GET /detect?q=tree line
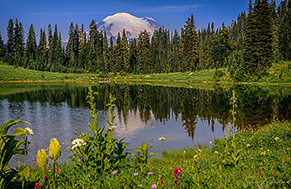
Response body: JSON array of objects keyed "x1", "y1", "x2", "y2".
[{"x1": 0, "y1": 0, "x2": 290, "y2": 80}]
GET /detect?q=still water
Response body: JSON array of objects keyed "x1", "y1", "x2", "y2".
[{"x1": 0, "y1": 83, "x2": 291, "y2": 165}]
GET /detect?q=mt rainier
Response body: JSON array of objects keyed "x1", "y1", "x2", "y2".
[{"x1": 95, "y1": 13, "x2": 161, "y2": 40}]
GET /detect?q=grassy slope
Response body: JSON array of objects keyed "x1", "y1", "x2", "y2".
[{"x1": 1, "y1": 61, "x2": 291, "y2": 85}]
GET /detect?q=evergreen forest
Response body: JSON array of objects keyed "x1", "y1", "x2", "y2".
[{"x1": 0, "y1": 0, "x2": 290, "y2": 81}]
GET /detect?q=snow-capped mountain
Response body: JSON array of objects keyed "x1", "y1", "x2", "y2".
[{"x1": 96, "y1": 13, "x2": 161, "y2": 40}]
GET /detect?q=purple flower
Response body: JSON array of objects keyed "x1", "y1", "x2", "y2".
[
  {"x1": 196, "y1": 145, "x2": 200, "y2": 152},
  {"x1": 147, "y1": 172, "x2": 153, "y2": 175},
  {"x1": 112, "y1": 170, "x2": 117, "y2": 175}
]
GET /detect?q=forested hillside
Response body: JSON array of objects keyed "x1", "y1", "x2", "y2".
[{"x1": 0, "y1": 0, "x2": 290, "y2": 81}]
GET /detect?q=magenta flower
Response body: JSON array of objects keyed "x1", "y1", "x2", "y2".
[
  {"x1": 112, "y1": 170, "x2": 118, "y2": 175},
  {"x1": 258, "y1": 172, "x2": 262, "y2": 177},
  {"x1": 147, "y1": 172, "x2": 153, "y2": 175},
  {"x1": 35, "y1": 183, "x2": 40, "y2": 189},
  {"x1": 173, "y1": 167, "x2": 183, "y2": 185},
  {"x1": 133, "y1": 173, "x2": 139, "y2": 176},
  {"x1": 151, "y1": 184, "x2": 157, "y2": 188},
  {"x1": 56, "y1": 167, "x2": 59, "y2": 173},
  {"x1": 274, "y1": 162, "x2": 277, "y2": 165},
  {"x1": 138, "y1": 184, "x2": 142, "y2": 187}
]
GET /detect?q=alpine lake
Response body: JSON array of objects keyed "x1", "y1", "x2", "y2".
[{"x1": 1, "y1": 82, "x2": 291, "y2": 166}]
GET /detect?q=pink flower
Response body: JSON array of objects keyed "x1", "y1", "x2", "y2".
[
  {"x1": 133, "y1": 173, "x2": 139, "y2": 176},
  {"x1": 147, "y1": 172, "x2": 153, "y2": 175},
  {"x1": 35, "y1": 183, "x2": 40, "y2": 189},
  {"x1": 271, "y1": 173, "x2": 274, "y2": 176},
  {"x1": 44, "y1": 175, "x2": 48, "y2": 185},
  {"x1": 151, "y1": 184, "x2": 157, "y2": 189},
  {"x1": 56, "y1": 167, "x2": 59, "y2": 173},
  {"x1": 258, "y1": 172, "x2": 262, "y2": 177},
  {"x1": 138, "y1": 184, "x2": 142, "y2": 187},
  {"x1": 112, "y1": 170, "x2": 118, "y2": 175}
]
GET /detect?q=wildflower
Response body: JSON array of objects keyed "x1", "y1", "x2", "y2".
[
  {"x1": 271, "y1": 173, "x2": 273, "y2": 176},
  {"x1": 35, "y1": 183, "x2": 40, "y2": 189},
  {"x1": 209, "y1": 141, "x2": 212, "y2": 144},
  {"x1": 159, "y1": 137, "x2": 166, "y2": 141},
  {"x1": 173, "y1": 167, "x2": 183, "y2": 185},
  {"x1": 258, "y1": 172, "x2": 262, "y2": 177},
  {"x1": 214, "y1": 151, "x2": 219, "y2": 156},
  {"x1": 56, "y1": 167, "x2": 59, "y2": 173},
  {"x1": 160, "y1": 179, "x2": 164, "y2": 186},
  {"x1": 287, "y1": 157, "x2": 290, "y2": 160},
  {"x1": 147, "y1": 172, "x2": 153, "y2": 175},
  {"x1": 133, "y1": 173, "x2": 138, "y2": 176},
  {"x1": 275, "y1": 137, "x2": 279, "y2": 141},
  {"x1": 49, "y1": 138, "x2": 61, "y2": 162},
  {"x1": 196, "y1": 160, "x2": 198, "y2": 164},
  {"x1": 112, "y1": 170, "x2": 118, "y2": 175},
  {"x1": 247, "y1": 144, "x2": 250, "y2": 147},
  {"x1": 151, "y1": 184, "x2": 157, "y2": 188},
  {"x1": 193, "y1": 154, "x2": 199, "y2": 161},
  {"x1": 266, "y1": 129, "x2": 268, "y2": 133},
  {"x1": 138, "y1": 184, "x2": 142, "y2": 187},
  {"x1": 44, "y1": 175, "x2": 48, "y2": 187},
  {"x1": 37, "y1": 149, "x2": 48, "y2": 171},
  {"x1": 25, "y1": 127, "x2": 34, "y2": 135},
  {"x1": 72, "y1": 138, "x2": 86, "y2": 150},
  {"x1": 274, "y1": 162, "x2": 277, "y2": 165}
]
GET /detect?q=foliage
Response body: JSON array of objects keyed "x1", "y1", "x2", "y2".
[
  {"x1": 69, "y1": 86, "x2": 128, "y2": 173},
  {"x1": 0, "y1": 120, "x2": 30, "y2": 188},
  {"x1": 129, "y1": 141, "x2": 159, "y2": 169}
]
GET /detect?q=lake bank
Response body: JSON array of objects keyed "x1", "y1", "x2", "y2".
[{"x1": 1, "y1": 61, "x2": 291, "y2": 87}]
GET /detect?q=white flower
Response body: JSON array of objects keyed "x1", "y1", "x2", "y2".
[
  {"x1": 71, "y1": 138, "x2": 86, "y2": 150},
  {"x1": 275, "y1": 137, "x2": 279, "y2": 141},
  {"x1": 247, "y1": 144, "x2": 250, "y2": 147},
  {"x1": 25, "y1": 127, "x2": 34, "y2": 135},
  {"x1": 159, "y1": 137, "x2": 166, "y2": 141},
  {"x1": 214, "y1": 151, "x2": 219, "y2": 155},
  {"x1": 209, "y1": 141, "x2": 212, "y2": 144}
]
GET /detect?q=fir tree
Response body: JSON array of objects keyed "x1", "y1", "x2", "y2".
[
  {"x1": 7, "y1": 19, "x2": 14, "y2": 55},
  {"x1": 115, "y1": 32, "x2": 122, "y2": 72},
  {"x1": 121, "y1": 29, "x2": 130, "y2": 72},
  {"x1": 14, "y1": 19, "x2": 25, "y2": 56},
  {"x1": 25, "y1": 24, "x2": 37, "y2": 60},
  {"x1": 0, "y1": 32, "x2": 5, "y2": 60},
  {"x1": 66, "y1": 22, "x2": 75, "y2": 67},
  {"x1": 129, "y1": 38, "x2": 137, "y2": 73},
  {"x1": 137, "y1": 30, "x2": 150, "y2": 73},
  {"x1": 278, "y1": 0, "x2": 291, "y2": 60},
  {"x1": 108, "y1": 36, "x2": 115, "y2": 71},
  {"x1": 103, "y1": 31, "x2": 109, "y2": 72},
  {"x1": 180, "y1": 14, "x2": 198, "y2": 71}
]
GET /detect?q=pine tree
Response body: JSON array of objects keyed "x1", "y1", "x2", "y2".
[
  {"x1": 14, "y1": 19, "x2": 25, "y2": 56},
  {"x1": 0, "y1": 32, "x2": 5, "y2": 60},
  {"x1": 129, "y1": 38, "x2": 137, "y2": 73},
  {"x1": 108, "y1": 36, "x2": 115, "y2": 71},
  {"x1": 115, "y1": 32, "x2": 122, "y2": 72},
  {"x1": 180, "y1": 14, "x2": 198, "y2": 71},
  {"x1": 78, "y1": 23, "x2": 88, "y2": 70},
  {"x1": 243, "y1": 0, "x2": 258, "y2": 75},
  {"x1": 25, "y1": 24, "x2": 37, "y2": 60},
  {"x1": 66, "y1": 22, "x2": 75, "y2": 68},
  {"x1": 48, "y1": 24, "x2": 53, "y2": 67},
  {"x1": 121, "y1": 29, "x2": 130, "y2": 72},
  {"x1": 103, "y1": 31, "x2": 110, "y2": 72},
  {"x1": 278, "y1": 0, "x2": 291, "y2": 60},
  {"x1": 137, "y1": 30, "x2": 150, "y2": 73},
  {"x1": 270, "y1": 0, "x2": 279, "y2": 60},
  {"x1": 37, "y1": 28, "x2": 48, "y2": 70},
  {"x1": 7, "y1": 19, "x2": 14, "y2": 56},
  {"x1": 211, "y1": 23, "x2": 232, "y2": 68},
  {"x1": 88, "y1": 20, "x2": 98, "y2": 72}
]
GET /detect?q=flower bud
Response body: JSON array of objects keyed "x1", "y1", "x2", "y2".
[
  {"x1": 37, "y1": 149, "x2": 48, "y2": 171},
  {"x1": 49, "y1": 138, "x2": 61, "y2": 162}
]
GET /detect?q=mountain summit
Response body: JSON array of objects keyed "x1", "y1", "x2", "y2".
[{"x1": 96, "y1": 13, "x2": 161, "y2": 40}]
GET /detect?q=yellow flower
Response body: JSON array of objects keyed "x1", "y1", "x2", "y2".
[
  {"x1": 193, "y1": 154, "x2": 199, "y2": 161},
  {"x1": 49, "y1": 138, "x2": 61, "y2": 162},
  {"x1": 37, "y1": 149, "x2": 48, "y2": 171}
]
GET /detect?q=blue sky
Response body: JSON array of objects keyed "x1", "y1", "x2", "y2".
[{"x1": 0, "y1": 0, "x2": 284, "y2": 42}]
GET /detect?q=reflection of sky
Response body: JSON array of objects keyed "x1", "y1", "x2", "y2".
[{"x1": 0, "y1": 97, "x2": 226, "y2": 166}]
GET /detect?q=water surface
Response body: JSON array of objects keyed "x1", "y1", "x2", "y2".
[{"x1": 1, "y1": 83, "x2": 290, "y2": 165}]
